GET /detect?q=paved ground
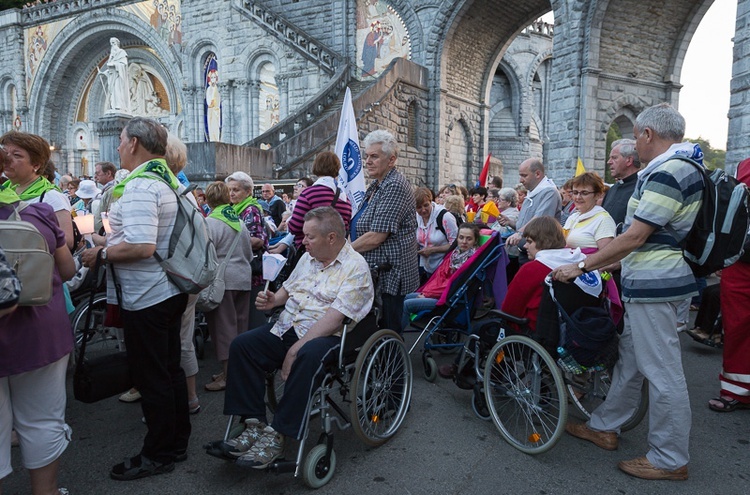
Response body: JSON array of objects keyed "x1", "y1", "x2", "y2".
[{"x1": 4, "y1": 314, "x2": 749, "y2": 495}]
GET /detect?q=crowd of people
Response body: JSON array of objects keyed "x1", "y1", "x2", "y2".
[{"x1": 1, "y1": 103, "x2": 749, "y2": 493}]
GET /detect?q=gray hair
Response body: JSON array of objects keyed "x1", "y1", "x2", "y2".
[
  {"x1": 635, "y1": 103, "x2": 685, "y2": 142},
  {"x1": 611, "y1": 138, "x2": 641, "y2": 168},
  {"x1": 165, "y1": 132, "x2": 187, "y2": 173},
  {"x1": 363, "y1": 129, "x2": 399, "y2": 159},
  {"x1": 124, "y1": 117, "x2": 167, "y2": 156},
  {"x1": 303, "y1": 206, "x2": 346, "y2": 239},
  {"x1": 225, "y1": 171, "x2": 254, "y2": 191},
  {"x1": 497, "y1": 187, "x2": 518, "y2": 207}
]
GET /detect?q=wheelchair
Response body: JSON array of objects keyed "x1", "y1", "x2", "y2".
[
  {"x1": 449, "y1": 276, "x2": 648, "y2": 455},
  {"x1": 209, "y1": 311, "x2": 413, "y2": 488}
]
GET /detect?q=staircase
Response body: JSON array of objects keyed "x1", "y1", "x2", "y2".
[{"x1": 265, "y1": 57, "x2": 429, "y2": 177}]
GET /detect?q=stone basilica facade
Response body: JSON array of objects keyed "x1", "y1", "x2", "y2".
[{"x1": 1, "y1": 0, "x2": 748, "y2": 188}]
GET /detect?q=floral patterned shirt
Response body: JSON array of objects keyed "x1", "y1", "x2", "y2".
[{"x1": 271, "y1": 242, "x2": 373, "y2": 339}]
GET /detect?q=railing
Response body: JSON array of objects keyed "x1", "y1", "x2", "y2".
[
  {"x1": 523, "y1": 19, "x2": 554, "y2": 37},
  {"x1": 237, "y1": 0, "x2": 341, "y2": 75},
  {"x1": 21, "y1": 0, "x2": 134, "y2": 24},
  {"x1": 246, "y1": 63, "x2": 351, "y2": 149}
]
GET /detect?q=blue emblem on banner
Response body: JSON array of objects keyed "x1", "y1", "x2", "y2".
[{"x1": 342, "y1": 139, "x2": 362, "y2": 181}]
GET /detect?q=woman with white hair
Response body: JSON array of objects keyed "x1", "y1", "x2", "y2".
[{"x1": 225, "y1": 171, "x2": 268, "y2": 331}]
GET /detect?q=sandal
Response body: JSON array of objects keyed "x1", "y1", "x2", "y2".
[{"x1": 708, "y1": 396, "x2": 750, "y2": 412}]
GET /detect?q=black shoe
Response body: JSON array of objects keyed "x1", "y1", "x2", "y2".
[{"x1": 110, "y1": 455, "x2": 175, "y2": 481}]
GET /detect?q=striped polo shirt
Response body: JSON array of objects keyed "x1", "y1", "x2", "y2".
[{"x1": 620, "y1": 158, "x2": 703, "y2": 303}]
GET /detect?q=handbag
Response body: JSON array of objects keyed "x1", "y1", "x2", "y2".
[
  {"x1": 196, "y1": 227, "x2": 242, "y2": 312},
  {"x1": 73, "y1": 253, "x2": 132, "y2": 403}
]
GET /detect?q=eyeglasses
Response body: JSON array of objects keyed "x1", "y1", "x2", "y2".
[{"x1": 571, "y1": 190, "x2": 595, "y2": 197}]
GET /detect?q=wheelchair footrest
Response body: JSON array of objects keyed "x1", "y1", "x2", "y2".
[{"x1": 270, "y1": 459, "x2": 296, "y2": 474}]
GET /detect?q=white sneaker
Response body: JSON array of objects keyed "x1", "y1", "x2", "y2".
[{"x1": 119, "y1": 389, "x2": 142, "y2": 403}]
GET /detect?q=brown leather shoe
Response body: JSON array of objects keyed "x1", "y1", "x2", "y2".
[
  {"x1": 565, "y1": 421, "x2": 618, "y2": 450},
  {"x1": 618, "y1": 456, "x2": 688, "y2": 481},
  {"x1": 438, "y1": 364, "x2": 457, "y2": 379}
]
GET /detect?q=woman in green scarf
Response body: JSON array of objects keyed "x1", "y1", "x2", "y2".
[
  {"x1": 203, "y1": 182, "x2": 254, "y2": 392},
  {"x1": 224, "y1": 171, "x2": 268, "y2": 328},
  {"x1": 0, "y1": 132, "x2": 74, "y2": 250}
]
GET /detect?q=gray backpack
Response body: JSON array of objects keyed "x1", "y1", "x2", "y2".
[
  {"x1": 0, "y1": 202, "x2": 55, "y2": 305},
  {"x1": 150, "y1": 178, "x2": 219, "y2": 294}
]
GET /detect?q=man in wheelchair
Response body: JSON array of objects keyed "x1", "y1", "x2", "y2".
[{"x1": 210, "y1": 207, "x2": 373, "y2": 469}]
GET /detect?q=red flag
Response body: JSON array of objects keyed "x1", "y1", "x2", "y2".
[{"x1": 478, "y1": 154, "x2": 492, "y2": 188}]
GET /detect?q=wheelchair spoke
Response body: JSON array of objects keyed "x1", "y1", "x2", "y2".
[{"x1": 484, "y1": 336, "x2": 567, "y2": 454}]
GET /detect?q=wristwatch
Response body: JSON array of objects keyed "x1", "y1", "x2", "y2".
[
  {"x1": 578, "y1": 260, "x2": 588, "y2": 273},
  {"x1": 101, "y1": 248, "x2": 109, "y2": 262}
]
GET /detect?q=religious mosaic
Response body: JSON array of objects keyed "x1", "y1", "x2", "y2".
[
  {"x1": 123, "y1": 0, "x2": 184, "y2": 51},
  {"x1": 355, "y1": 0, "x2": 411, "y2": 78},
  {"x1": 203, "y1": 53, "x2": 222, "y2": 142},
  {"x1": 258, "y1": 63, "x2": 280, "y2": 135},
  {"x1": 24, "y1": 19, "x2": 71, "y2": 92}
]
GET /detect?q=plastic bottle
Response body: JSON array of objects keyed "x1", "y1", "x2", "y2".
[{"x1": 557, "y1": 347, "x2": 584, "y2": 375}]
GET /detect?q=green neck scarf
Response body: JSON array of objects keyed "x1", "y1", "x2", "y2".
[
  {"x1": 209, "y1": 204, "x2": 242, "y2": 232},
  {"x1": 112, "y1": 159, "x2": 178, "y2": 199},
  {"x1": 0, "y1": 181, "x2": 21, "y2": 205},
  {"x1": 232, "y1": 195, "x2": 261, "y2": 217},
  {"x1": 13, "y1": 176, "x2": 58, "y2": 201}
]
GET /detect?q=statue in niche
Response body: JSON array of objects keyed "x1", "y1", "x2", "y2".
[
  {"x1": 99, "y1": 38, "x2": 131, "y2": 114},
  {"x1": 205, "y1": 68, "x2": 221, "y2": 141},
  {"x1": 129, "y1": 63, "x2": 167, "y2": 116}
]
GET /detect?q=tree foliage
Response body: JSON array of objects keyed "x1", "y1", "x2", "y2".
[
  {"x1": 0, "y1": 1, "x2": 26, "y2": 11},
  {"x1": 687, "y1": 136, "x2": 726, "y2": 170}
]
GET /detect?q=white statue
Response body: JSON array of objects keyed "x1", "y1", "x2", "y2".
[
  {"x1": 129, "y1": 63, "x2": 166, "y2": 116},
  {"x1": 99, "y1": 38, "x2": 131, "y2": 114}
]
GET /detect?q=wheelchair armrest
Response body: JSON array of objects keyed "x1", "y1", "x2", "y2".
[{"x1": 485, "y1": 309, "x2": 529, "y2": 326}]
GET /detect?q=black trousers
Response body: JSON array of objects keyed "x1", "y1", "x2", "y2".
[
  {"x1": 224, "y1": 323, "x2": 341, "y2": 440},
  {"x1": 122, "y1": 293, "x2": 190, "y2": 464}
]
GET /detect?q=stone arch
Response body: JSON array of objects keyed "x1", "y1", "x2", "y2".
[
  {"x1": 444, "y1": 113, "x2": 476, "y2": 185},
  {"x1": 28, "y1": 9, "x2": 183, "y2": 144},
  {"x1": 666, "y1": 0, "x2": 714, "y2": 84},
  {"x1": 188, "y1": 38, "x2": 220, "y2": 88},
  {"x1": 488, "y1": 60, "x2": 523, "y2": 136},
  {"x1": 599, "y1": 94, "x2": 649, "y2": 136}
]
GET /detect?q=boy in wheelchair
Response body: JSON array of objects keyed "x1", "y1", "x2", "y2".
[{"x1": 207, "y1": 207, "x2": 373, "y2": 469}]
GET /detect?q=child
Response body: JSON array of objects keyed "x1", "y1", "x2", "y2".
[{"x1": 401, "y1": 223, "x2": 481, "y2": 330}]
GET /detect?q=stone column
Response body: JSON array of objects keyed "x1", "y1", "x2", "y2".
[
  {"x1": 727, "y1": 0, "x2": 750, "y2": 172},
  {"x1": 545, "y1": 0, "x2": 590, "y2": 183},
  {"x1": 235, "y1": 79, "x2": 250, "y2": 143},
  {"x1": 250, "y1": 80, "x2": 260, "y2": 138},
  {"x1": 94, "y1": 114, "x2": 131, "y2": 165},
  {"x1": 219, "y1": 81, "x2": 231, "y2": 143},
  {"x1": 276, "y1": 76, "x2": 289, "y2": 120}
]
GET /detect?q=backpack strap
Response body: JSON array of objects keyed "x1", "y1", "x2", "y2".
[
  {"x1": 639, "y1": 155, "x2": 707, "y2": 246},
  {"x1": 435, "y1": 209, "x2": 448, "y2": 239},
  {"x1": 331, "y1": 187, "x2": 340, "y2": 207}
]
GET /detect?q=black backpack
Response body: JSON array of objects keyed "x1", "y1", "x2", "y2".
[
  {"x1": 435, "y1": 208, "x2": 463, "y2": 240},
  {"x1": 660, "y1": 157, "x2": 750, "y2": 277}
]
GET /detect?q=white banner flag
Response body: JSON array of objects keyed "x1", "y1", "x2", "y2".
[{"x1": 335, "y1": 87, "x2": 366, "y2": 215}]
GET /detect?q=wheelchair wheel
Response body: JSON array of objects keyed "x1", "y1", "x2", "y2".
[
  {"x1": 484, "y1": 335, "x2": 567, "y2": 455},
  {"x1": 265, "y1": 371, "x2": 285, "y2": 414},
  {"x1": 566, "y1": 370, "x2": 649, "y2": 432},
  {"x1": 422, "y1": 354, "x2": 437, "y2": 382},
  {"x1": 71, "y1": 293, "x2": 120, "y2": 364},
  {"x1": 302, "y1": 444, "x2": 337, "y2": 489},
  {"x1": 350, "y1": 329, "x2": 412, "y2": 447}
]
